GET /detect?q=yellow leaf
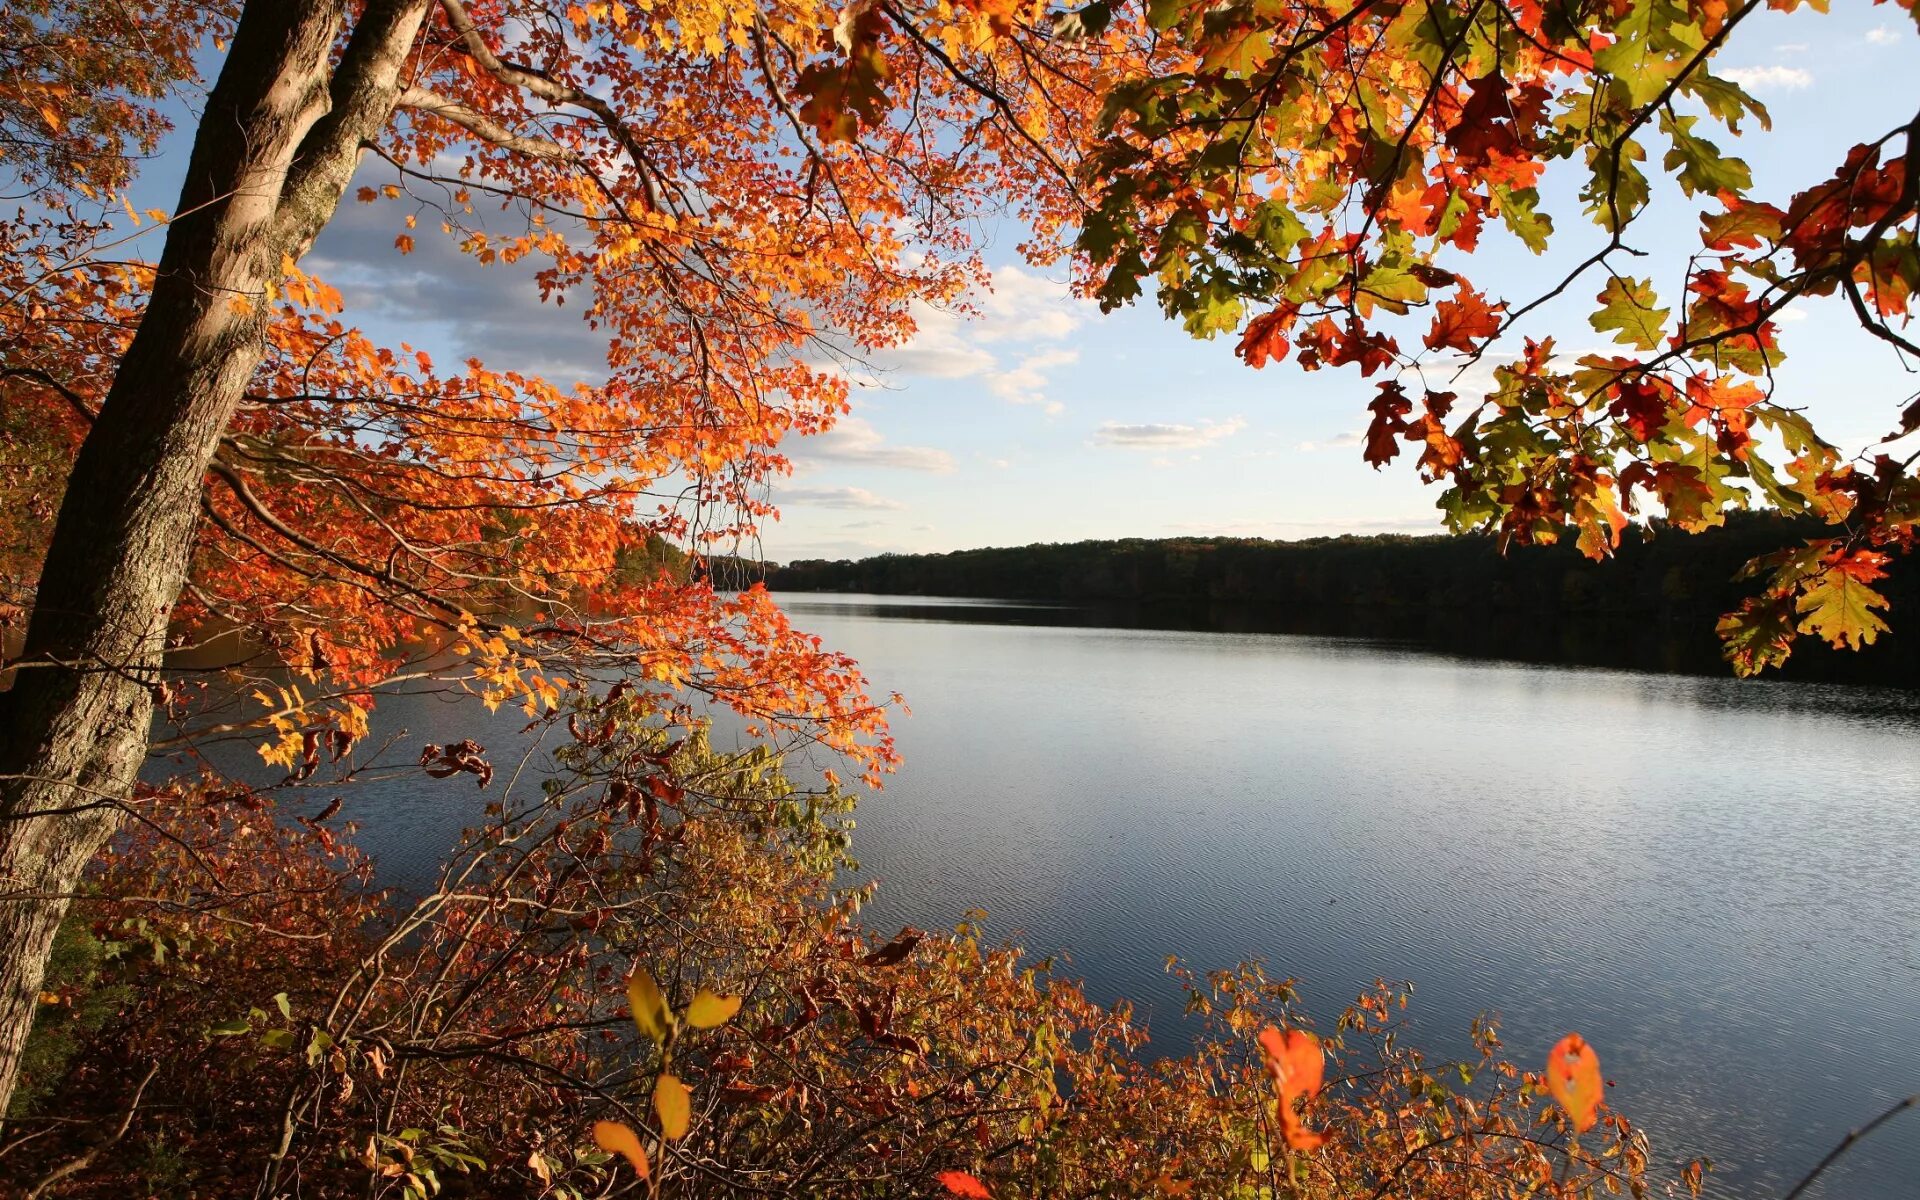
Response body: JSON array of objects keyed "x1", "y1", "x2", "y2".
[
  {"x1": 684, "y1": 988, "x2": 742, "y2": 1029},
  {"x1": 654, "y1": 1072, "x2": 691, "y2": 1140},
  {"x1": 626, "y1": 968, "x2": 673, "y2": 1042},
  {"x1": 592, "y1": 1120, "x2": 650, "y2": 1178}
]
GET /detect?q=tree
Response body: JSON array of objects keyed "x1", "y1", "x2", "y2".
[
  {"x1": 1073, "y1": 0, "x2": 1919, "y2": 676},
  {"x1": 0, "y1": 0, "x2": 1142, "y2": 1113}
]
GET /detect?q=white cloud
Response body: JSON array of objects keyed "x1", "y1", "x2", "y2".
[
  {"x1": 776, "y1": 485, "x2": 905, "y2": 510},
  {"x1": 987, "y1": 346, "x2": 1080, "y2": 414},
  {"x1": 871, "y1": 265, "x2": 1090, "y2": 413},
  {"x1": 974, "y1": 265, "x2": 1086, "y2": 343},
  {"x1": 1720, "y1": 65, "x2": 1813, "y2": 91},
  {"x1": 1092, "y1": 417, "x2": 1247, "y2": 450},
  {"x1": 795, "y1": 416, "x2": 955, "y2": 473},
  {"x1": 1774, "y1": 41, "x2": 1809, "y2": 53},
  {"x1": 1867, "y1": 25, "x2": 1899, "y2": 44},
  {"x1": 1297, "y1": 431, "x2": 1365, "y2": 453}
]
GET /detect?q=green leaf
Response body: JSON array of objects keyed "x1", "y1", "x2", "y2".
[
  {"x1": 1590, "y1": 276, "x2": 1669, "y2": 350},
  {"x1": 1493, "y1": 185, "x2": 1552, "y2": 253},
  {"x1": 209, "y1": 1018, "x2": 252, "y2": 1037},
  {"x1": 1684, "y1": 72, "x2": 1771, "y2": 133},
  {"x1": 1661, "y1": 113, "x2": 1752, "y2": 197}
]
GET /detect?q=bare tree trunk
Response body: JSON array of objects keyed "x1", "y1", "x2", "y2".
[{"x1": 0, "y1": 0, "x2": 428, "y2": 1116}]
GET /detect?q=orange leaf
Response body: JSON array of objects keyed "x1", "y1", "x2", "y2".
[
  {"x1": 938, "y1": 1170, "x2": 993, "y2": 1198},
  {"x1": 1423, "y1": 289, "x2": 1504, "y2": 353},
  {"x1": 592, "y1": 1120, "x2": 650, "y2": 1179},
  {"x1": 1546, "y1": 1033, "x2": 1602, "y2": 1132},
  {"x1": 1257, "y1": 1026, "x2": 1327, "y2": 1150}
]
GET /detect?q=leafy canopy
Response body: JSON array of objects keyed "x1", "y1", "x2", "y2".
[{"x1": 1073, "y1": 0, "x2": 1920, "y2": 674}]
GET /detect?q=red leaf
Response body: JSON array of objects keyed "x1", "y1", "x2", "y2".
[
  {"x1": 1257, "y1": 1026, "x2": 1327, "y2": 1150},
  {"x1": 1364, "y1": 381, "x2": 1413, "y2": 468},
  {"x1": 1236, "y1": 308, "x2": 1295, "y2": 369},
  {"x1": 938, "y1": 1170, "x2": 993, "y2": 1198}
]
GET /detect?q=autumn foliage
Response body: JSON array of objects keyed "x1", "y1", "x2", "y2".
[
  {"x1": 1073, "y1": 0, "x2": 1920, "y2": 674},
  {"x1": 3, "y1": 0, "x2": 1916, "y2": 1193}
]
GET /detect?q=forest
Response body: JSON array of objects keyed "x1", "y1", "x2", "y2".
[
  {"x1": 3, "y1": 0, "x2": 1917, "y2": 1195},
  {"x1": 769, "y1": 514, "x2": 1920, "y2": 684}
]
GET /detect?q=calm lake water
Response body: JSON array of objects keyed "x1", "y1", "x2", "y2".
[{"x1": 170, "y1": 594, "x2": 1920, "y2": 1199}]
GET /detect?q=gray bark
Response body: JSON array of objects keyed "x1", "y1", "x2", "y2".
[{"x1": 0, "y1": 0, "x2": 429, "y2": 1118}]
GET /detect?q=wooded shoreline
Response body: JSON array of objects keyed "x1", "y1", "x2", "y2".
[{"x1": 765, "y1": 514, "x2": 1920, "y2": 687}]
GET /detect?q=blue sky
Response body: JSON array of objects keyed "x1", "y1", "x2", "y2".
[{"x1": 117, "y1": 4, "x2": 1920, "y2": 563}]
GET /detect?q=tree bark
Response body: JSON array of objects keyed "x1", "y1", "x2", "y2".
[{"x1": 0, "y1": 0, "x2": 428, "y2": 1117}]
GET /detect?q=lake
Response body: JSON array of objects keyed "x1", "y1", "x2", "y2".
[{"x1": 171, "y1": 593, "x2": 1920, "y2": 1199}]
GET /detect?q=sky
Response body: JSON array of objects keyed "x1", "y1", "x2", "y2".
[{"x1": 116, "y1": 4, "x2": 1920, "y2": 564}]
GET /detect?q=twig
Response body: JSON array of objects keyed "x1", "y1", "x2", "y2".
[{"x1": 1780, "y1": 1092, "x2": 1919, "y2": 1200}]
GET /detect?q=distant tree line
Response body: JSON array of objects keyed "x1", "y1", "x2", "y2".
[{"x1": 767, "y1": 514, "x2": 1920, "y2": 686}]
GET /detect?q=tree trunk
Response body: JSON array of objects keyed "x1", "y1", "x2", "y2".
[{"x1": 0, "y1": 0, "x2": 428, "y2": 1117}]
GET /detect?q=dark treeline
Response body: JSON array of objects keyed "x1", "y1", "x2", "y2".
[{"x1": 766, "y1": 513, "x2": 1920, "y2": 686}]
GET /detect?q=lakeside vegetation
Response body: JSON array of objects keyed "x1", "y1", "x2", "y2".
[{"x1": 769, "y1": 514, "x2": 1920, "y2": 685}]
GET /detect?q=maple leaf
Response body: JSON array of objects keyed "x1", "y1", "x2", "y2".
[
  {"x1": 1424, "y1": 290, "x2": 1503, "y2": 353},
  {"x1": 798, "y1": 6, "x2": 892, "y2": 144}
]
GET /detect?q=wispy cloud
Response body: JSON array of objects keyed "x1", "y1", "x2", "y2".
[
  {"x1": 1867, "y1": 25, "x2": 1899, "y2": 44},
  {"x1": 1297, "y1": 431, "x2": 1365, "y2": 453},
  {"x1": 1092, "y1": 417, "x2": 1247, "y2": 450},
  {"x1": 987, "y1": 347, "x2": 1080, "y2": 414},
  {"x1": 795, "y1": 416, "x2": 955, "y2": 473},
  {"x1": 1720, "y1": 64, "x2": 1813, "y2": 91},
  {"x1": 872, "y1": 265, "x2": 1090, "y2": 414},
  {"x1": 777, "y1": 485, "x2": 905, "y2": 511}
]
